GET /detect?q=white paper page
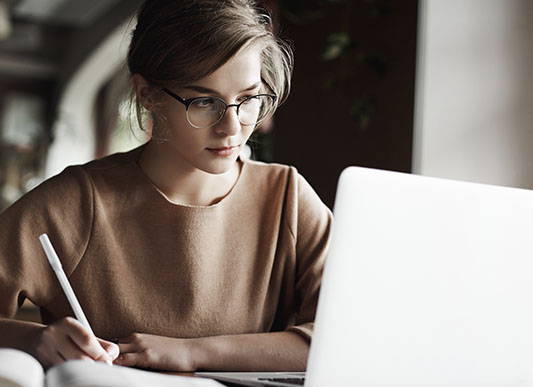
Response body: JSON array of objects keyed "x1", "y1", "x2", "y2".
[
  {"x1": 45, "y1": 360, "x2": 222, "y2": 387},
  {"x1": 0, "y1": 348, "x2": 44, "y2": 387}
]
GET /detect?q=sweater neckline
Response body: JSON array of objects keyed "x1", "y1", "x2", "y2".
[{"x1": 129, "y1": 144, "x2": 248, "y2": 209}]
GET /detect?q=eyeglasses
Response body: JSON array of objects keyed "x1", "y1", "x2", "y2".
[{"x1": 162, "y1": 88, "x2": 277, "y2": 129}]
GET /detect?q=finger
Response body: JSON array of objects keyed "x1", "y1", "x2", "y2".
[
  {"x1": 117, "y1": 342, "x2": 138, "y2": 354},
  {"x1": 98, "y1": 339, "x2": 120, "y2": 361},
  {"x1": 113, "y1": 352, "x2": 142, "y2": 367},
  {"x1": 94, "y1": 353, "x2": 113, "y2": 365},
  {"x1": 57, "y1": 334, "x2": 94, "y2": 362},
  {"x1": 117, "y1": 334, "x2": 137, "y2": 344},
  {"x1": 61, "y1": 318, "x2": 111, "y2": 363}
]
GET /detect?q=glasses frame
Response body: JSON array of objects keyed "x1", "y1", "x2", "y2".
[{"x1": 161, "y1": 87, "x2": 277, "y2": 128}]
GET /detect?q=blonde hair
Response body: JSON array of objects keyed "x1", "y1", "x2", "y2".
[{"x1": 127, "y1": 0, "x2": 293, "y2": 131}]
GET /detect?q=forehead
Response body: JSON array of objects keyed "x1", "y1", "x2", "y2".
[{"x1": 189, "y1": 44, "x2": 263, "y2": 95}]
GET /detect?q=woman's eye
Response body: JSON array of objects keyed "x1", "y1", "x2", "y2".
[
  {"x1": 240, "y1": 95, "x2": 257, "y2": 104},
  {"x1": 195, "y1": 98, "x2": 215, "y2": 108}
]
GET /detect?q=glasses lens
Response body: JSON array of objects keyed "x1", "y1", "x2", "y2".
[
  {"x1": 187, "y1": 97, "x2": 226, "y2": 128},
  {"x1": 186, "y1": 95, "x2": 276, "y2": 128},
  {"x1": 239, "y1": 95, "x2": 275, "y2": 126}
]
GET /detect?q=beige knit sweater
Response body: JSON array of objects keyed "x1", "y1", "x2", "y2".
[{"x1": 0, "y1": 146, "x2": 332, "y2": 342}]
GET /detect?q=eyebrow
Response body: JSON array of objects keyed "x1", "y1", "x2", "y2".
[{"x1": 183, "y1": 82, "x2": 262, "y2": 95}]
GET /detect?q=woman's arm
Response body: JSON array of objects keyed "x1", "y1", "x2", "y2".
[
  {"x1": 114, "y1": 331, "x2": 309, "y2": 371},
  {"x1": 0, "y1": 318, "x2": 44, "y2": 354}
]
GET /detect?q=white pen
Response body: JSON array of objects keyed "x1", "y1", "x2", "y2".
[{"x1": 38, "y1": 233, "x2": 95, "y2": 336}]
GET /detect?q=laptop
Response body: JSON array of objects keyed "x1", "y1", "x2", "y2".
[{"x1": 198, "y1": 167, "x2": 533, "y2": 386}]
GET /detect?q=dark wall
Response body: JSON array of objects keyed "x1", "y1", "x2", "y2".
[{"x1": 272, "y1": 1, "x2": 419, "y2": 208}]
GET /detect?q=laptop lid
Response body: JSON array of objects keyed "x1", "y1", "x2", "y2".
[{"x1": 306, "y1": 167, "x2": 533, "y2": 387}]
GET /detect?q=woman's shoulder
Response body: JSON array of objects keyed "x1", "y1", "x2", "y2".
[
  {"x1": 7, "y1": 146, "x2": 144, "y2": 212},
  {"x1": 80, "y1": 145, "x2": 143, "y2": 174},
  {"x1": 52, "y1": 145, "x2": 144, "y2": 192},
  {"x1": 242, "y1": 157, "x2": 292, "y2": 172},
  {"x1": 240, "y1": 158, "x2": 327, "y2": 208},
  {"x1": 241, "y1": 158, "x2": 296, "y2": 184},
  {"x1": 242, "y1": 158, "x2": 321, "y2": 193}
]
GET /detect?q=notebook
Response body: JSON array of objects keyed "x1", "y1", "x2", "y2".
[
  {"x1": 198, "y1": 166, "x2": 533, "y2": 387},
  {"x1": 0, "y1": 347, "x2": 221, "y2": 387}
]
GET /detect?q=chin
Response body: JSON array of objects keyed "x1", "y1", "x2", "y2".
[{"x1": 199, "y1": 160, "x2": 238, "y2": 175}]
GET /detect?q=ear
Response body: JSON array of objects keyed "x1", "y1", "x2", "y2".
[{"x1": 132, "y1": 73, "x2": 156, "y2": 111}]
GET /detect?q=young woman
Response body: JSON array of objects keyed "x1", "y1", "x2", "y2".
[{"x1": 0, "y1": 0, "x2": 332, "y2": 372}]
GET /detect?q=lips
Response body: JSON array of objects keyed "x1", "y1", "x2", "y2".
[
  {"x1": 207, "y1": 145, "x2": 239, "y2": 151},
  {"x1": 207, "y1": 146, "x2": 237, "y2": 151},
  {"x1": 206, "y1": 145, "x2": 240, "y2": 157}
]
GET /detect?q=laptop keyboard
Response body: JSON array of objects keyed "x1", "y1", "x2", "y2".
[{"x1": 258, "y1": 377, "x2": 305, "y2": 385}]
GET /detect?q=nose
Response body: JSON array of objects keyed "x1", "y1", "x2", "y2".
[{"x1": 214, "y1": 105, "x2": 241, "y2": 136}]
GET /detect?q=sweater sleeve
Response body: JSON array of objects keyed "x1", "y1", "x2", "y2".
[
  {"x1": 286, "y1": 171, "x2": 333, "y2": 342},
  {"x1": 0, "y1": 166, "x2": 94, "y2": 318}
]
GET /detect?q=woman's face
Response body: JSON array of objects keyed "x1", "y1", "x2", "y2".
[{"x1": 155, "y1": 44, "x2": 263, "y2": 175}]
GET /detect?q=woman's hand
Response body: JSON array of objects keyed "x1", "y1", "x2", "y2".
[
  {"x1": 113, "y1": 331, "x2": 309, "y2": 372},
  {"x1": 114, "y1": 333, "x2": 203, "y2": 371},
  {"x1": 33, "y1": 317, "x2": 119, "y2": 367}
]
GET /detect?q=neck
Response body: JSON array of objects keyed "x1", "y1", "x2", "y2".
[{"x1": 138, "y1": 141, "x2": 241, "y2": 206}]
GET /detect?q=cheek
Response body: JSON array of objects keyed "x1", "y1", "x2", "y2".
[
  {"x1": 158, "y1": 102, "x2": 188, "y2": 126},
  {"x1": 165, "y1": 118, "x2": 209, "y2": 151},
  {"x1": 156, "y1": 109, "x2": 190, "y2": 138}
]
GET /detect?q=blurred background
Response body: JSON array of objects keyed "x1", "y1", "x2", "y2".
[
  {"x1": 0, "y1": 0, "x2": 417, "y2": 214},
  {"x1": 1, "y1": 0, "x2": 533, "y2": 213}
]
